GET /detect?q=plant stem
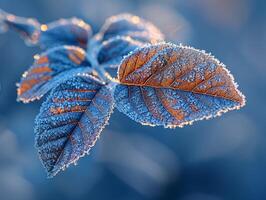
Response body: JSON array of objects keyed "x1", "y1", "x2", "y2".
[{"x1": 87, "y1": 39, "x2": 110, "y2": 83}]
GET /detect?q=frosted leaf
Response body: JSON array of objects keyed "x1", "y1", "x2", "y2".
[
  {"x1": 17, "y1": 45, "x2": 91, "y2": 103},
  {"x1": 115, "y1": 43, "x2": 246, "y2": 128},
  {"x1": 35, "y1": 75, "x2": 114, "y2": 177}
]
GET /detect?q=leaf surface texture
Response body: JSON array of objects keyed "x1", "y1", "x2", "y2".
[{"x1": 115, "y1": 43, "x2": 245, "y2": 127}]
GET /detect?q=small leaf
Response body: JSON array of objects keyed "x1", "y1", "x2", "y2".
[
  {"x1": 97, "y1": 13, "x2": 164, "y2": 44},
  {"x1": 17, "y1": 45, "x2": 91, "y2": 103},
  {"x1": 39, "y1": 18, "x2": 92, "y2": 49},
  {"x1": 97, "y1": 36, "x2": 144, "y2": 68},
  {"x1": 115, "y1": 43, "x2": 245, "y2": 128},
  {"x1": 0, "y1": 10, "x2": 40, "y2": 45},
  {"x1": 0, "y1": 10, "x2": 92, "y2": 49},
  {"x1": 35, "y1": 74, "x2": 114, "y2": 177},
  {"x1": 89, "y1": 14, "x2": 165, "y2": 69}
]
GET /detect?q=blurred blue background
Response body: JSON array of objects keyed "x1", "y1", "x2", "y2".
[{"x1": 0, "y1": 0, "x2": 265, "y2": 199}]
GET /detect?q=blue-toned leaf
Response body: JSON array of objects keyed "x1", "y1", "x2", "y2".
[
  {"x1": 35, "y1": 74, "x2": 114, "y2": 177},
  {"x1": 0, "y1": 9, "x2": 40, "y2": 45},
  {"x1": 115, "y1": 43, "x2": 246, "y2": 128},
  {"x1": 88, "y1": 14, "x2": 164, "y2": 69},
  {"x1": 0, "y1": 10, "x2": 92, "y2": 49},
  {"x1": 97, "y1": 36, "x2": 144, "y2": 68},
  {"x1": 97, "y1": 13, "x2": 164, "y2": 44},
  {"x1": 17, "y1": 45, "x2": 91, "y2": 103},
  {"x1": 39, "y1": 18, "x2": 92, "y2": 49}
]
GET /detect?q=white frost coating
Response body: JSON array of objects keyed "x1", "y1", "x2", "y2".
[
  {"x1": 118, "y1": 42, "x2": 246, "y2": 107},
  {"x1": 115, "y1": 42, "x2": 246, "y2": 128}
]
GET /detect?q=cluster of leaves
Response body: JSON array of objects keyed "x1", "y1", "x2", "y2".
[{"x1": 0, "y1": 9, "x2": 245, "y2": 177}]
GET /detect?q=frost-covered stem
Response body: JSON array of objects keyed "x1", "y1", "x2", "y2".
[
  {"x1": 87, "y1": 39, "x2": 110, "y2": 83},
  {"x1": 87, "y1": 54, "x2": 109, "y2": 83},
  {"x1": 96, "y1": 65, "x2": 109, "y2": 83}
]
